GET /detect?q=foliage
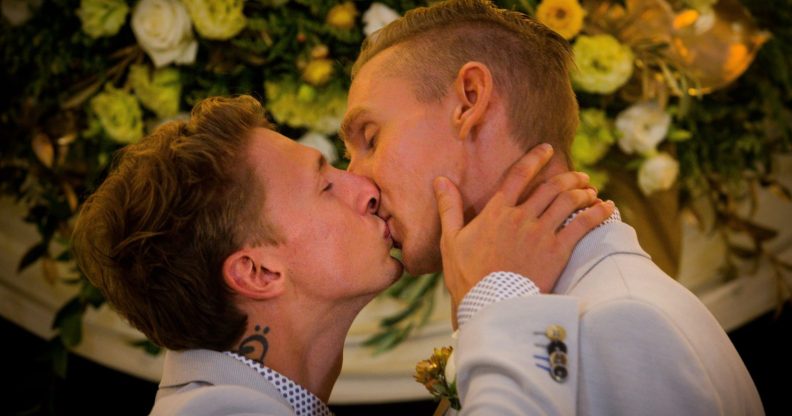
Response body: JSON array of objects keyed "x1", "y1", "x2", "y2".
[{"x1": 1, "y1": 0, "x2": 791, "y2": 381}]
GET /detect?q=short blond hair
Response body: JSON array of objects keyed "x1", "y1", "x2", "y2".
[{"x1": 352, "y1": 0, "x2": 578, "y2": 160}]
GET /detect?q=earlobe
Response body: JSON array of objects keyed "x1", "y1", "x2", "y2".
[
  {"x1": 453, "y1": 62, "x2": 493, "y2": 141},
  {"x1": 223, "y1": 249, "x2": 285, "y2": 300}
]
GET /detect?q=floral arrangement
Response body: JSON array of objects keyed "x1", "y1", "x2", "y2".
[{"x1": 1, "y1": 0, "x2": 790, "y2": 383}]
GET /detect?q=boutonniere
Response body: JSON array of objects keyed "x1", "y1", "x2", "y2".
[{"x1": 414, "y1": 346, "x2": 460, "y2": 410}]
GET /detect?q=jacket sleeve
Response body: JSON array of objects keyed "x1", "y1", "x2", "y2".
[{"x1": 454, "y1": 295, "x2": 580, "y2": 415}]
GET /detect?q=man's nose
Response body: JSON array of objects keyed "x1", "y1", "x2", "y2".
[{"x1": 352, "y1": 174, "x2": 380, "y2": 215}]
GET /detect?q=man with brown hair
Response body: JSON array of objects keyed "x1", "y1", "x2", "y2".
[
  {"x1": 343, "y1": 0, "x2": 763, "y2": 414},
  {"x1": 72, "y1": 94, "x2": 610, "y2": 415}
]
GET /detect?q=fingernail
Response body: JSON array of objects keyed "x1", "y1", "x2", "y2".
[
  {"x1": 539, "y1": 143, "x2": 553, "y2": 154},
  {"x1": 605, "y1": 200, "x2": 615, "y2": 207},
  {"x1": 580, "y1": 172, "x2": 590, "y2": 181}
]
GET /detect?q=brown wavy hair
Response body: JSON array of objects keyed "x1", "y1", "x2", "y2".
[
  {"x1": 352, "y1": 0, "x2": 578, "y2": 164},
  {"x1": 72, "y1": 95, "x2": 280, "y2": 351}
]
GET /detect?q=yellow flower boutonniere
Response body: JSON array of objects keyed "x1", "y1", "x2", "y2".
[{"x1": 415, "y1": 346, "x2": 460, "y2": 410}]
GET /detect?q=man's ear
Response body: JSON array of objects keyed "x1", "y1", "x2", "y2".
[
  {"x1": 452, "y1": 61, "x2": 494, "y2": 141},
  {"x1": 223, "y1": 248, "x2": 285, "y2": 300}
]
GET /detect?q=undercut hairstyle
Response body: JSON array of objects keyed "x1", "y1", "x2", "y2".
[
  {"x1": 72, "y1": 95, "x2": 281, "y2": 351},
  {"x1": 352, "y1": 0, "x2": 579, "y2": 163}
]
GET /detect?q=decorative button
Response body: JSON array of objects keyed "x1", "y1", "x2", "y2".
[
  {"x1": 545, "y1": 324, "x2": 566, "y2": 342},
  {"x1": 544, "y1": 324, "x2": 569, "y2": 383}
]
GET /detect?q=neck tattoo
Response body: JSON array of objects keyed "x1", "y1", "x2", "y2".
[{"x1": 233, "y1": 324, "x2": 270, "y2": 364}]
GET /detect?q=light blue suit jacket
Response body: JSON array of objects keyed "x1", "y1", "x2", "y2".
[{"x1": 454, "y1": 222, "x2": 764, "y2": 415}]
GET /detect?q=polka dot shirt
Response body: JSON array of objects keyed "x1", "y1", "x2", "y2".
[
  {"x1": 224, "y1": 352, "x2": 332, "y2": 416},
  {"x1": 457, "y1": 208, "x2": 621, "y2": 327}
]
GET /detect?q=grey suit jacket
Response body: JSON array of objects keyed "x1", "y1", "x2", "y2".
[
  {"x1": 454, "y1": 221, "x2": 764, "y2": 415},
  {"x1": 150, "y1": 349, "x2": 294, "y2": 415}
]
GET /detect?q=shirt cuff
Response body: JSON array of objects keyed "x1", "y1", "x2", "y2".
[{"x1": 456, "y1": 271, "x2": 540, "y2": 328}]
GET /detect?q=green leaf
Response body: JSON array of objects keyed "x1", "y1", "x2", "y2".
[
  {"x1": 17, "y1": 242, "x2": 47, "y2": 273},
  {"x1": 52, "y1": 297, "x2": 84, "y2": 348}
]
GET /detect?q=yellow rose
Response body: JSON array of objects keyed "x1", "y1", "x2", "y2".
[
  {"x1": 536, "y1": 0, "x2": 585, "y2": 40},
  {"x1": 326, "y1": 2, "x2": 357, "y2": 30},
  {"x1": 302, "y1": 59, "x2": 334, "y2": 86}
]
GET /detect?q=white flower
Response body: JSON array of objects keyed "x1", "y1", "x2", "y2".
[
  {"x1": 638, "y1": 152, "x2": 680, "y2": 195},
  {"x1": 298, "y1": 132, "x2": 338, "y2": 164},
  {"x1": 132, "y1": 0, "x2": 198, "y2": 68},
  {"x1": 363, "y1": 3, "x2": 400, "y2": 36},
  {"x1": 615, "y1": 102, "x2": 671, "y2": 155},
  {"x1": 1, "y1": 0, "x2": 41, "y2": 26},
  {"x1": 445, "y1": 348, "x2": 457, "y2": 387}
]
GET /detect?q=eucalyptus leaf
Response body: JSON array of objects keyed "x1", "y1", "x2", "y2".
[{"x1": 17, "y1": 242, "x2": 47, "y2": 273}]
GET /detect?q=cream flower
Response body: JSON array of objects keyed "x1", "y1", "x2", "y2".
[
  {"x1": 444, "y1": 348, "x2": 457, "y2": 388},
  {"x1": 90, "y1": 85, "x2": 143, "y2": 144},
  {"x1": 615, "y1": 101, "x2": 671, "y2": 155},
  {"x1": 128, "y1": 64, "x2": 181, "y2": 119},
  {"x1": 638, "y1": 152, "x2": 680, "y2": 195},
  {"x1": 132, "y1": 0, "x2": 197, "y2": 68},
  {"x1": 297, "y1": 132, "x2": 338, "y2": 165},
  {"x1": 571, "y1": 34, "x2": 634, "y2": 94},
  {"x1": 1, "y1": 0, "x2": 41, "y2": 26},
  {"x1": 536, "y1": 0, "x2": 585, "y2": 40},
  {"x1": 77, "y1": 0, "x2": 129, "y2": 39},
  {"x1": 183, "y1": 0, "x2": 247, "y2": 40},
  {"x1": 363, "y1": 3, "x2": 400, "y2": 36}
]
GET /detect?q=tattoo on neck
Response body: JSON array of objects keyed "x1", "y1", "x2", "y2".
[{"x1": 234, "y1": 325, "x2": 270, "y2": 364}]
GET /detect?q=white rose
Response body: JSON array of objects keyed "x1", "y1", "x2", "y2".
[
  {"x1": 615, "y1": 101, "x2": 671, "y2": 155},
  {"x1": 1, "y1": 0, "x2": 41, "y2": 26},
  {"x1": 638, "y1": 152, "x2": 680, "y2": 195},
  {"x1": 363, "y1": 3, "x2": 400, "y2": 37},
  {"x1": 132, "y1": 0, "x2": 198, "y2": 68},
  {"x1": 297, "y1": 131, "x2": 338, "y2": 165}
]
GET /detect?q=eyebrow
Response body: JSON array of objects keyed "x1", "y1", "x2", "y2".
[{"x1": 339, "y1": 107, "x2": 368, "y2": 144}]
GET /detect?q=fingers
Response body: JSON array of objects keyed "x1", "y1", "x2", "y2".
[
  {"x1": 498, "y1": 143, "x2": 554, "y2": 206},
  {"x1": 521, "y1": 171, "x2": 591, "y2": 218},
  {"x1": 557, "y1": 200, "x2": 615, "y2": 249},
  {"x1": 536, "y1": 188, "x2": 598, "y2": 231},
  {"x1": 433, "y1": 177, "x2": 464, "y2": 238}
]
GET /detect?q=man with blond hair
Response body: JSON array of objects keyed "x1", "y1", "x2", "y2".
[{"x1": 343, "y1": 0, "x2": 763, "y2": 413}]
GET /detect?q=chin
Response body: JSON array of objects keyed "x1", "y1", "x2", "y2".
[{"x1": 401, "y1": 246, "x2": 443, "y2": 276}]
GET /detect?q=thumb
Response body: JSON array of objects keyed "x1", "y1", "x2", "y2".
[{"x1": 433, "y1": 177, "x2": 464, "y2": 237}]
